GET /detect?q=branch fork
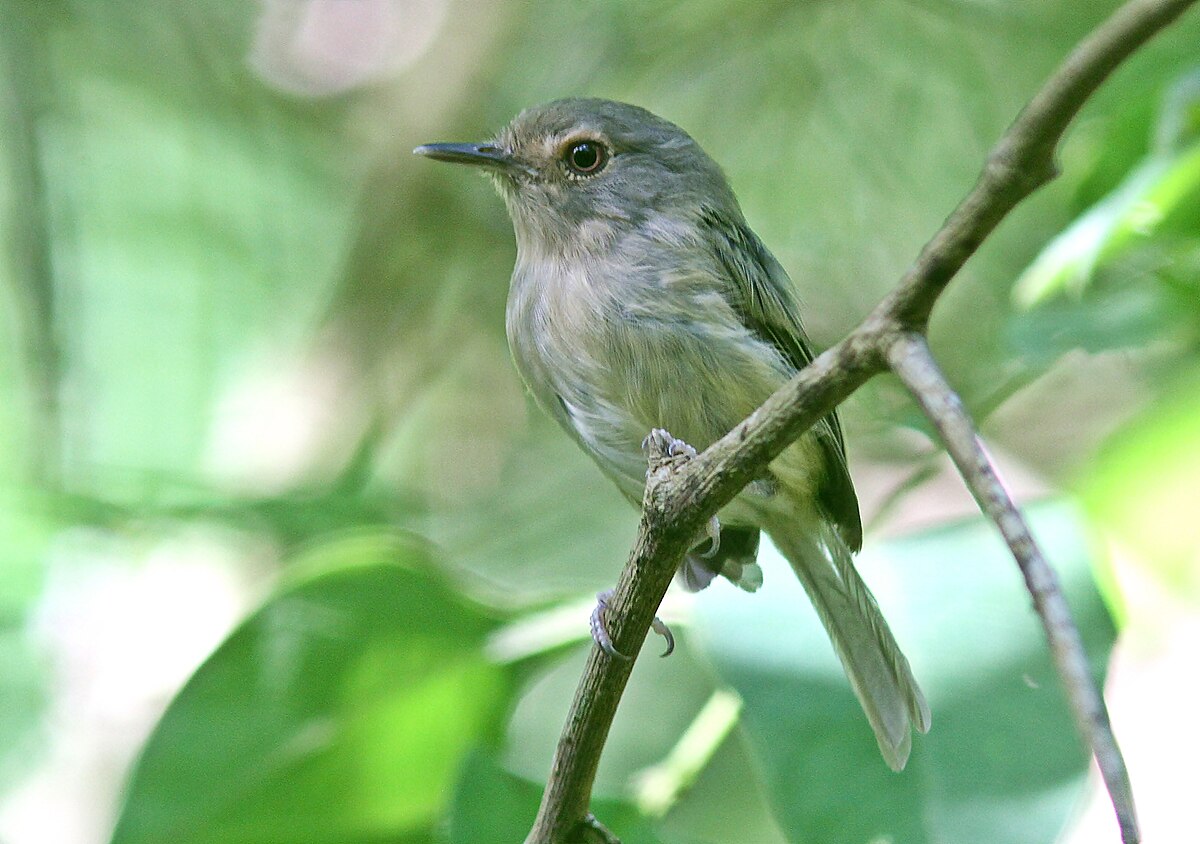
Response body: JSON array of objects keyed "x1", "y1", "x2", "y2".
[{"x1": 525, "y1": 2, "x2": 1198, "y2": 842}]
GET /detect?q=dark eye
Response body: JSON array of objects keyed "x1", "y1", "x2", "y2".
[{"x1": 564, "y1": 140, "x2": 608, "y2": 176}]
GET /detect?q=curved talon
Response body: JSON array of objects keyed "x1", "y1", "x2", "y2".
[
  {"x1": 643, "y1": 428, "x2": 698, "y2": 462},
  {"x1": 590, "y1": 590, "x2": 630, "y2": 660},
  {"x1": 590, "y1": 588, "x2": 675, "y2": 659},
  {"x1": 667, "y1": 438, "x2": 697, "y2": 458},
  {"x1": 651, "y1": 616, "x2": 675, "y2": 657},
  {"x1": 578, "y1": 813, "x2": 621, "y2": 844},
  {"x1": 642, "y1": 428, "x2": 670, "y2": 456},
  {"x1": 700, "y1": 514, "x2": 721, "y2": 558}
]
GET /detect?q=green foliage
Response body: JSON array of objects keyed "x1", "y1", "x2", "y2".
[
  {"x1": 1082, "y1": 375, "x2": 1200, "y2": 597},
  {"x1": 105, "y1": 508, "x2": 1116, "y2": 844},
  {"x1": 695, "y1": 504, "x2": 1114, "y2": 844},
  {"x1": 0, "y1": 1, "x2": 1197, "y2": 843},
  {"x1": 1014, "y1": 68, "x2": 1200, "y2": 359},
  {"x1": 111, "y1": 535, "x2": 514, "y2": 844}
]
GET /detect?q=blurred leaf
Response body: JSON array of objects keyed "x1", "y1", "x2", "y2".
[
  {"x1": 0, "y1": 489, "x2": 51, "y2": 787},
  {"x1": 446, "y1": 749, "x2": 540, "y2": 844},
  {"x1": 1155, "y1": 67, "x2": 1200, "y2": 152},
  {"x1": 1014, "y1": 146, "x2": 1200, "y2": 307},
  {"x1": 3, "y1": 1, "x2": 359, "y2": 504},
  {"x1": 502, "y1": 629, "x2": 800, "y2": 843},
  {"x1": 406, "y1": 417, "x2": 635, "y2": 599},
  {"x1": 693, "y1": 502, "x2": 1116, "y2": 844},
  {"x1": 503, "y1": 632, "x2": 717, "y2": 797},
  {"x1": 631, "y1": 689, "x2": 743, "y2": 818},
  {"x1": 1004, "y1": 283, "x2": 1174, "y2": 372},
  {"x1": 110, "y1": 533, "x2": 514, "y2": 844},
  {"x1": 1081, "y1": 376, "x2": 1200, "y2": 598},
  {"x1": 1016, "y1": 69, "x2": 1200, "y2": 307},
  {"x1": 2, "y1": 1, "x2": 1198, "y2": 840},
  {"x1": 0, "y1": 614, "x2": 46, "y2": 791},
  {"x1": 656, "y1": 721, "x2": 790, "y2": 844}
]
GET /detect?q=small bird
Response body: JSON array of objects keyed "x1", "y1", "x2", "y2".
[{"x1": 415, "y1": 98, "x2": 930, "y2": 770}]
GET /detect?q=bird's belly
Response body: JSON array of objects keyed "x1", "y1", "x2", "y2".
[{"x1": 522, "y1": 309, "x2": 822, "y2": 510}]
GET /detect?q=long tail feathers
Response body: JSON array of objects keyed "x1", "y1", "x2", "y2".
[{"x1": 765, "y1": 516, "x2": 931, "y2": 771}]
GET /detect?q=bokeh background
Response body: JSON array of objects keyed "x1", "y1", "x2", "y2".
[{"x1": 1, "y1": 1, "x2": 1198, "y2": 843}]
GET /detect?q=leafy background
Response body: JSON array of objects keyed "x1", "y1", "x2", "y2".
[{"x1": 0, "y1": 1, "x2": 1197, "y2": 843}]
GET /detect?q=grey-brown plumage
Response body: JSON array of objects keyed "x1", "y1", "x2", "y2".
[{"x1": 415, "y1": 98, "x2": 929, "y2": 770}]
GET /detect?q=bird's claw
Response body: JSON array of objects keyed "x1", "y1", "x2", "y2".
[
  {"x1": 642, "y1": 428, "x2": 697, "y2": 463},
  {"x1": 667, "y1": 438, "x2": 697, "y2": 458},
  {"x1": 590, "y1": 589, "x2": 675, "y2": 659},
  {"x1": 700, "y1": 514, "x2": 721, "y2": 558},
  {"x1": 590, "y1": 590, "x2": 629, "y2": 660},
  {"x1": 651, "y1": 615, "x2": 675, "y2": 657},
  {"x1": 641, "y1": 430, "x2": 721, "y2": 560}
]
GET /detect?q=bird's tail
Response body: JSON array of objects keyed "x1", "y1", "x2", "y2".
[{"x1": 763, "y1": 514, "x2": 931, "y2": 771}]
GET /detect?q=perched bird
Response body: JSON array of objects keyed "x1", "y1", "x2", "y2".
[{"x1": 415, "y1": 98, "x2": 930, "y2": 770}]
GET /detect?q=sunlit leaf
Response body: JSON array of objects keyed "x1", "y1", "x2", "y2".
[
  {"x1": 0, "y1": 487, "x2": 51, "y2": 785},
  {"x1": 1016, "y1": 70, "x2": 1200, "y2": 306},
  {"x1": 110, "y1": 534, "x2": 513, "y2": 844},
  {"x1": 1081, "y1": 376, "x2": 1200, "y2": 597}
]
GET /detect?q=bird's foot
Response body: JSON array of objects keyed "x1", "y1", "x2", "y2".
[
  {"x1": 642, "y1": 427, "x2": 697, "y2": 465},
  {"x1": 590, "y1": 588, "x2": 675, "y2": 659},
  {"x1": 641, "y1": 429, "x2": 722, "y2": 557}
]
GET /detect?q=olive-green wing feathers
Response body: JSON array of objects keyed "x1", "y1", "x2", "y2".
[{"x1": 700, "y1": 207, "x2": 863, "y2": 552}]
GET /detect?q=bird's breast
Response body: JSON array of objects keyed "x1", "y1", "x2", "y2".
[{"x1": 506, "y1": 255, "x2": 792, "y2": 492}]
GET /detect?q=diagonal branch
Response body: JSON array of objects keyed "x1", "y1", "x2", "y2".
[
  {"x1": 885, "y1": 331, "x2": 1139, "y2": 843},
  {"x1": 883, "y1": 0, "x2": 1200, "y2": 329},
  {"x1": 525, "y1": 1, "x2": 1198, "y2": 842}
]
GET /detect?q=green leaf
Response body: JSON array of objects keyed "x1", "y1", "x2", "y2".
[
  {"x1": 1016, "y1": 70, "x2": 1200, "y2": 307},
  {"x1": 1081, "y1": 375, "x2": 1200, "y2": 597},
  {"x1": 4, "y1": 2, "x2": 357, "y2": 504},
  {"x1": 0, "y1": 488, "x2": 52, "y2": 786},
  {"x1": 693, "y1": 502, "x2": 1116, "y2": 844},
  {"x1": 111, "y1": 534, "x2": 513, "y2": 844}
]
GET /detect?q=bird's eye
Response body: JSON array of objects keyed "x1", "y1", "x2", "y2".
[{"x1": 564, "y1": 140, "x2": 608, "y2": 176}]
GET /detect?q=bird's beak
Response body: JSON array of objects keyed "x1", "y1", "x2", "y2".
[{"x1": 413, "y1": 142, "x2": 525, "y2": 175}]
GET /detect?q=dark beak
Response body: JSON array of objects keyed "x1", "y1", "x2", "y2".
[{"x1": 413, "y1": 142, "x2": 523, "y2": 174}]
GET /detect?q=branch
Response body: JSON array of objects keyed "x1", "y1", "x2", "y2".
[
  {"x1": 883, "y1": 0, "x2": 1200, "y2": 328},
  {"x1": 525, "y1": 1, "x2": 1197, "y2": 842},
  {"x1": 885, "y1": 332, "x2": 1138, "y2": 842}
]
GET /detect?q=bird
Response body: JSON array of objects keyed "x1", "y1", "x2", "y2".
[{"x1": 414, "y1": 98, "x2": 930, "y2": 770}]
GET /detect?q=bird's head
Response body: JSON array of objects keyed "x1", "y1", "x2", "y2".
[{"x1": 415, "y1": 98, "x2": 737, "y2": 259}]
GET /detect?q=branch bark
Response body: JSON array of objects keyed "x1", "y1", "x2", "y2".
[
  {"x1": 885, "y1": 332, "x2": 1139, "y2": 843},
  {"x1": 525, "y1": 1, "x2": 1198, "y2": 842}
]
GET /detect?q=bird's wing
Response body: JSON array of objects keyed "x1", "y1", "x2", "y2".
[{"x1": 699, "y1": 206, "x2": 863, "y2": 551}]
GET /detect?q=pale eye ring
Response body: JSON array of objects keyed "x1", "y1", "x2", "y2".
[{"x1": 564, "y1": 140, "x2": 608, "y2": 176}]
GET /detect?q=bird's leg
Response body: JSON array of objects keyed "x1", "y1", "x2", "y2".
[
  {"x1": 590, "y1": 589, "x2": 675, "y2": 659},
  {"x1": 587, "y1": 427, "x2": 718, "y2": 659}
]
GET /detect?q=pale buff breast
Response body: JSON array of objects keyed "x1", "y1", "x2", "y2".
[{"x1": 506, "y1": 251, "x2": 825, "y2": 514}]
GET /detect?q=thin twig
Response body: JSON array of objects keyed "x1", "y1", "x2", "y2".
[
  {"x1": 526, "y1": 1, "x2": 1198, "y2": 842},
  {"x1": 885, "y1": 332, "x2": 1139, "y2": 844}
]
